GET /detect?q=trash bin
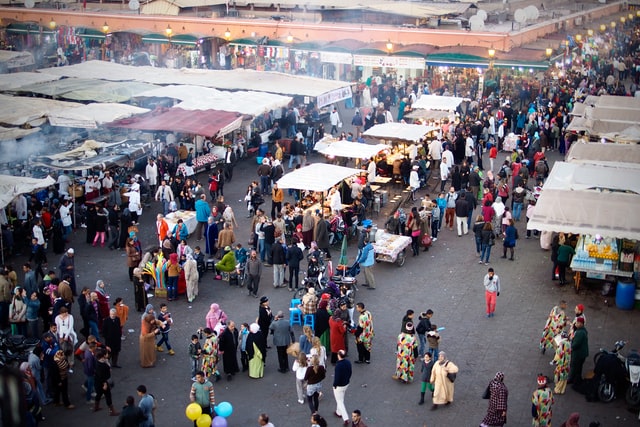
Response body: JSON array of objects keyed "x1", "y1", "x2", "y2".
[
  {"x1": 259, "y1": 143, "x2": 269, "y2": 158},
  {"x1": 616, "y1": 279, "x2": 636, "y2": 310}
]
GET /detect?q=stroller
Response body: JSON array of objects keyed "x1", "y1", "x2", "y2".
[
  {"x1": 332, "y1": 259, "x2": 360, "y2": 305},
  {"x1": 329, "y1": 215, "x2": 346, "y2": 246}
]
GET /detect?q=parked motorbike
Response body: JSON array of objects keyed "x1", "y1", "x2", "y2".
[
  {"x1": 0, "y1": 331, "x2": 38, "y2": 369},
  {"x1": 593, "y1": 340, "x2": 640, "y2": 405}
]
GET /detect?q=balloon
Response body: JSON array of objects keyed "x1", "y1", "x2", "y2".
[
  {"x1": 212, "y1": 416, "x2": 228, "y2": 427},
  {"x1": 215, "y1": 401, "x2": 233, "y2": 418},
  {"x1": 185, "y1": 403, "x2": 202, "y2": 421},
  {"x1": 196, "y1": 414, "x2": 212, "y2": 427}
]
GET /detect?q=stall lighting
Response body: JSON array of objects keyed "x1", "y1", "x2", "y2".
[
  {"x1": 587, "y1": 29, "x2": 593, "y2": 37},
  {"x1": 386, "y1": 40, "x2": 393, "y2": 53},
  {"x1": 620, "y1": 17, "x2": 626, "y2": 24},
  {"x1": 629, "y1": 13, "x2": 634, "y2": 20},
  {"x1": 102, "y1": 21, "x2": 109, "y2": 33},
  {"x1": 286, "y1": 33, "x2": 293, "y2": 43},
  {"x1": 610, "y1": 21, "x2": 616, "y2": 29},
  {"x1": 575, "y1": 34, "x2": 582, "y2": 42},
  {"x1": 600, "y1": 24, "x2": 606, "y2": 32},
  {"x1": 545, "y1": 47, "x2": 553, "y2": 58},
  {"x1": 165, "y1": 25, "x2": 173, "y2": 37},
  {"x1": 224, "y1": 28, "x2": 231, "y2": 40},
  {"x1": 48, "y1": 18, "x2": 56, "y2": 30},
  {"x1": 487, "y1": 46, "x2": 496, "y2": 58},
  {"x1": 637, "y1": 10, "x2": 640, "y2": 17}
]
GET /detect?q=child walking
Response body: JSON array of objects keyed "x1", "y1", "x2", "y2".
[
  {"x1": 189, "y1": 334, "x2": 203, "y2": 380},
  {"x1": 426, "y1": 325, "x2": 440, "y2": 360},
  {"x1": 418, "y1": 353, "x2": 435, "y2": 405},
  {"x1": 156, "y1": 303, "x2": 175, "y2": 355}
]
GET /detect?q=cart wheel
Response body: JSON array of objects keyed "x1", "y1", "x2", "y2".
[{"x1": 396, "y1": 250, "x2": 406, "y2": 267}]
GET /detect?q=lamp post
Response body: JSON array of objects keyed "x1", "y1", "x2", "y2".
[
  {"x1": 48, "y1": 18, "x2": 56, "y2": 30},
  {"x1": 165, "y1": 25, "x2": 173, "y2": 38},
  {"x1": 101, "y1": 21, "x2": 109, "y2": 33},
  {"x1": 286, "y1": 32, "x2": 293, "y2": 43},
  {"x1": 224, "y1": 28, "x2": 231, "y2": 41},
  {"x1": 386, "y1": 39, "x2": 393, "y2": 54}
]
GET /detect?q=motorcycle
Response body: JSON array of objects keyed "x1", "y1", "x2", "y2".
[
  {"x1": 593, "y1": 340, "x2": 640, "y2": 405},
  {"x1": 0, "y1": 331, "x2": 38, "y2": 368}
]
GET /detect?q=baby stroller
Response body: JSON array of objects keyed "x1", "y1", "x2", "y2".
[{"x1": 329, "y1": 215, "x2": 346, "y2": 246}]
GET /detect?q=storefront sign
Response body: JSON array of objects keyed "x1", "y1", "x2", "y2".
[
  {"x1": 316, "y1": 86, "x2": 353, "y2": 108},
  {"x1": 353, "y1": 55, "x2": 425, "y2": 69},
  {"x1": 320, "y1": 52, "x2": 353, "y2": 65}
]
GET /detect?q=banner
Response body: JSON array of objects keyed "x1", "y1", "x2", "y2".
[
  {"x1": 316, "y1": 86, "x2": 353, "y2": 108},
  {"x1": 320, "y1": 51, "x2": 353, "y2": 65},
  {"x1": 353, "y1": 55, "x2": 425, "y2": 69}
]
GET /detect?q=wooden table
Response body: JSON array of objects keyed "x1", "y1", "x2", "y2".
[
  {"x1": 373, "y1": 176, "x2": 392, "y2": 185},
  {"x1": 370, "y1": 185, "x2": 381, "y2": 192}
]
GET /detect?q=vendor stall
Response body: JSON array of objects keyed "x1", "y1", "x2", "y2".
[
  {"x1": 373, "y1": 229, "x2": 412, "y2": 267},
  {"x1": 276, "y1": 163, "x2": 361, "y2": 192},
  {"x1": 164, "y1": 210, "x2": 197, "y2": 236}
]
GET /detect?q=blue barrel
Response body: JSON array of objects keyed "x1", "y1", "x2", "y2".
[
  {"x1": 616, "y1": 279, "x2": 636, "y2": 310},
  {"x1": 259, "y1": 143, "x2": 269, "y2": 158}
]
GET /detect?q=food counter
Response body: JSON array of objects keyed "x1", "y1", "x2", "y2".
[
  {"x1": 165, "y1": 210, "x2": 198, "y2": 236},
  {"x1": 373, "y1": 229, "x2": 412, "y2": 266}
]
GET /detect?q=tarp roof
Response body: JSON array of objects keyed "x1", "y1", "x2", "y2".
[
  {"x1": 404, "y1": 109, "x2": 454, "y2": 122},
  {"x1": 583, "y1": 95, "x2": 640, "y2": 110},
  {"x1": 0, "y1": 94, "x2": 83, "y2": 126},
  {"x1": 37, "y1": 61, "x2": 352, "y2": 100},
  {"x1": 566, "y1": 143, "x2": 640, "y2": 169},
  {"x1": 106, "y1": 107, "x2": 242, "y2": 137},
  {"x1": 362, "y1": 122, "x2": 438, "y2": 143},
  {"x1": 582, "y1": 106, "x2": 639, "y2": 124},
  {"x1": 15, "y1": 78, "x2": 159, "y2": 103},
  {"x1": 0, "y1": 50, "x2": 35, "y2": 72},
  {"x1": 565, "y1": 116, "x2": 638, "y2": 137},
  {"x1": 411, "y1": 95, "x2": 464, "y2": 112},
  {"x1": 0, "y1": 175, "x2": 55, "y2": 209},
  {"x1": 276, "y1": 163, "x2": 361, "y2": 192},
  {"x1": 0, "y1": 71, "x2": 62, "y2": 91},
  {"x1": 48, "y1": 103, "x2": 150, "y2": 129},
  {"x1": 317, "y1": 140, "x2": 388, "y2": 159},
  {"x1": 0, "y1": 125, "x2": 40, "y2": 141},
  {"x1": 526, "y1": 189, "x2": 640, "y2": 240},
  {"x1": 543, "y1": 162, "x2": 640, "y2": 195},
  {"x1": 136, "y1": 85, "x2": 292, "y2": 116}
]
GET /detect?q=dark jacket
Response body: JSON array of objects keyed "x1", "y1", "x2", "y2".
[
  {"x1": 333, "y1": 358, "x2": 352, "y2": 387},
  {"x1": 94, "y1": 359, "x2": 112, "y2": 388},
  {"x1": 116, "y1": 404, "x2": 145, "y2": 427},
  {"x1": 314, "y1": 218, "x2": 330, "y2": 248},
  {"x1": 269, "y1": 318, "x2": 295, "y2": 347},
  {"x1": 571, "y1": 326, "x2": 589, "y2": 360},
  {"x1": 102, "y1": 316, "x2": 122, "y2": 353},
  {"x1": 270, "y1": 243, "x2": 286, "y2": 265},
  {"x1": 286, "y1": 245, "x2": 304, "y2": 268},
  {"x1": 455, "y1": 196, "x2": 469, "y2": 217}
]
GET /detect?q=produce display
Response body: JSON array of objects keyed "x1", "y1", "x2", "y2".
[{"x1": 373, "y1": 230, "x2": 411, "y2": 260}]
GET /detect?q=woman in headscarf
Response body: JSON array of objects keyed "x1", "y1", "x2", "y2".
[
  {"x1": 204, "y1": 216, "x2": 219, "y2": 257},
  {"x1": 393, "y1": 321, "x2": 418, "y2": 383},
  {"x1": 132, "y1": 268, "x2": 148, "y2": 312},
  {"x1": 315, "y1": 298, "x2": 331, "y2": 351},
  {"x1": 94, "y1": 280, "x2": 111, "y2": 326},
  {"x1": 205, "y1": 303, "x2": 228, "y2": 332},
  {"x1": 125, "y1": 233, "x2": 142, "y2": 282},
  {"x1": 480, "y1": 371, "x2": 508, "y2": 427},
  {"x1": 328, "y1": 309, "x2": 346, "y2": 365},
  {"x1": 429, "y1": 351, "x2": 459, "y2": 410},
  {"x1": 246, "y1": 323, "x2": 266, "y2": 379},
  {"x1": 139, "y1": 304, "x2": 159, "y2": 368}
]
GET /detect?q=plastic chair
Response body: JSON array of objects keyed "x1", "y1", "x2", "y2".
[
  {"x1": 303, "y1": 314, "x2": 315, "y2": 331},
  {"x1": 290, "y1": 299, "x2": 302, "y2": 327}
]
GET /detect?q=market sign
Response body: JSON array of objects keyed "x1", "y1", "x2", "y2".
[
  {"x1": 316, "y1": 86, "x2": 353, "y2": 108},
  {"x1": 320, "y1": 51, "x2": 353, "y2": 65},
  {"x1": 353, "y1": 55, "x2": 425, "y2": 69}
]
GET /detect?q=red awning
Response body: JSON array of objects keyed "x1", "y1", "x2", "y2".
[{"x1": 106, "y1": 107, "x2": 242, "y2": 137}]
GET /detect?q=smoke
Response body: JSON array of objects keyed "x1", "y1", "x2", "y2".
[{"x1": 0, "y1": 134, "x2": 48, "y2": 164}]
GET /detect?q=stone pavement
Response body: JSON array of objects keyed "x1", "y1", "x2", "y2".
[{"x1": 34, "y1": 139, "x2": 639, "y2": 427}]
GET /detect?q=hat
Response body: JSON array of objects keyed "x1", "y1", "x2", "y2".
[
  {"x1": 131, "y1": 183, "x2": 140, "y2": 191},
  {"x1": 224, "y1": 246, "x2": 231, "y2": 251},
  {"x1": 537, "y1": 375, "x2": 548, "y2": 386},
  {"x1": 321, "y1": 293, "x2": 331, "y2": 301},
  {"x1": 249, "y1": 323, "x2": 260, "y2": 333},
  {"x1": 296, "y1": 224, "x2": 302, "y2": 231},
  {"x1": 260, "y1": 296, "x2": 269, "y2": 304},
  {"x1": 307, "y1": 288, "x2": 316, "y2": 295},
  {"x1": 67, "y1": 248, "x2": 74, "y2": 254},
  {"x1": 576, "y1": 304, "x2": 584, "y2": 312},
  {"x1": 134, "y1": 174, "x2": 141, "y2": 180},
  {"x1": 362, "y1": 219, "x2": 373, "y2": 228},
  {"x1": 412, "y1": 165, "x2": 419, "y2": 170},
  {"x1": 338, "y1": 297, "x2": 348, "y2": 306}
]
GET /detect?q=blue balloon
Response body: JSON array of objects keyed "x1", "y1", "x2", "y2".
[
  {"x1": 212, "y1": 416, "x2": 227, "y2": 427},
  {"x1": 215, "y1": 401, "x2": 233, "y2": 418}
]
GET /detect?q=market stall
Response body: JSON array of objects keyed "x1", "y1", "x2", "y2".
[
  {"x1": 373, "y1": 229, "x2": 412, "y2": 267},
  {"x1": 316, "y1": 139, "x2": 388, "y2": 159},
  {"x1": 527, "y1": 160, "x2": 640, "y2": 298},
  {"x1": 164, "y1": 210, "x2": 198, "y2": 236},
  {"x1": 276, "y1": 163, "x2": 361, "y2": 192}
]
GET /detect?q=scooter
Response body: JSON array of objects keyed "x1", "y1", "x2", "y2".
[{"x1": 593, "y1": 340, "x2": 640, "y2": 405}]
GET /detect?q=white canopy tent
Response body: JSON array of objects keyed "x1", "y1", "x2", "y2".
[
  {"x1": 48, "y1": 103, "x2": 150, "y2": 129},
  {"x1": 0, "y1": 94, "x2": 83, "y2": 126},
  {"x1": 137, "y1": 85, "x2": 292, "y2": 116},
  {"x1": 362, "y1": 122, "x2": 438, "y2": 143},
  {"x1": 276, "y1": 163, "x2": 361, "y2": 192},
  {"x1": 317, "y1": 140, "x2": 388, "y2": 159},
  {"x1": 0, "y1": 174, "x2": 55, "y2": 210},
  {"x1": 0, "y1": 126, "x2": 40, "y2": 141},
  {"x1": 526, "y1": 189, "x2": 640, "y2": 241},
  {"x1": 0, "y1": 71, "x2": 61, "y2": 91},
  {"x1": 542, "y1": 162, "x2": 640, "y2": 194},
  {"x1": 410, "y1": 95, "x2": 464, "y2": 112},
  {"x1": 566, "y1": 142, "x2": 640, "y2": 169},
  {"x1": 38, "y1": 61, "x2": 352, "y2": 106}
]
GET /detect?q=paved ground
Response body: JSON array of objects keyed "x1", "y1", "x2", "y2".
[{"x1": 30, "y1": 113, "x2": 640, "y2": 427}]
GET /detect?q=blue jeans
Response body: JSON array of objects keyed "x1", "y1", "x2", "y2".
[
  {"x1": 428, "y1": 347, "x2": 439, "y2": 361},
  {"x1": 157, "y1": 331, "x2": 172, "y2": 350},
  {"x1": 418, "y1": 334, "x2": 426, "y2": 357},
  {"x1": 513, "y1": 202, "x2": 523, "y2": 221},
  {"x1": 481, "y1": 243, "x2": 492, "y2": 263},
  {"x1": 161, "y1": 199, "x2": 170, "y2": 215},
  {"x1": 84, "y1": 375, "x2": 94, "y2": 402},
  {"x1": 475, "y1": 236, "x2": 482, "y2": 254},
  {"x1": 63, "y1": 225, "x2": 72, "y2": 241},
  {"x1": 289, "y1": 154, "x2": 300, "y2": 169},
  {"x1": 258, "y1": 239, "x2": 265, "y2": 262},
  {"x1": 89, "y1": 320, "x2": 100, "y2": 341},
  {"x1": 260, "y1": 176, "x2": 270, "y2": 195},
  {"x1": 167, "y1": 276, "x2": 178, "y2": 299}
]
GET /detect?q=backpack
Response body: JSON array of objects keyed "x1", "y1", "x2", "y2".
[{"x1": 498, "y1": 166, "x2": 508, "y2": 179}]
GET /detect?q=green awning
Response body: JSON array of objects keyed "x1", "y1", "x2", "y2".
[
  {"x1": 291, "y1": 41, "x2": 322, "y2": 51},
  {"x1": 141, "y1": 33, "x2": 198, "y2": 46},
  {"x1": 426, "y1": 53, "x2": 488, "y2": 69},
  {"x1": 76, "y1": 28, "x2": 106, "y2": 40},
  {"x1": 6, "y1": 23, "x2": 56, "y2": 35},
  {"x1": 354, "y1": 48, "x2": 387, "y2": 55},
  {"x1": 229, "y1": 38, "x2": 258, "y2": 46},
  {"x1": 141, "y1": 33, "x2": 170, "y2": 44},
  {"x1": 494, "y1": 60, "x2": 550, "y2": 70}
]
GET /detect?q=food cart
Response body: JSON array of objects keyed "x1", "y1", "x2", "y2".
[{"x1": 373, "y1": 229, "x2": 412, "y2": 267}]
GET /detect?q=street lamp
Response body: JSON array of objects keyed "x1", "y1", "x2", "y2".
[
  {"x1": 48, "y1": 18, "x2": 56, "y2": 30},
  {"x1": 575, "y1": 34, "x2": 582, "y2": 43},
  {"x1": 620, "y1": 16, "x2": 626, "y2": 25},
  {"x1": 102, "y1": 21, "x2": 109, "y2": 33},
  {"x1": 386, "y1": 39, "x2": 393, "y2": 54},
  {"x1": 610, "y1": 21, "x2": 616, "y2": 29},
  {"x1": 286, "y1": 32, "x2": 293, "y2": 43},
  {"x1": 587, "y1": 29, "x2": 593, "y2": 37},
  {"x1": 165, "y1": 25, "x2": 173, "y2": 38},
  {"x1": 545, "y1": 46, "x2": 553, "y2": 60},
  {"x1": 224, "y1": 28, "x2": 231, "y2": 40}
]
